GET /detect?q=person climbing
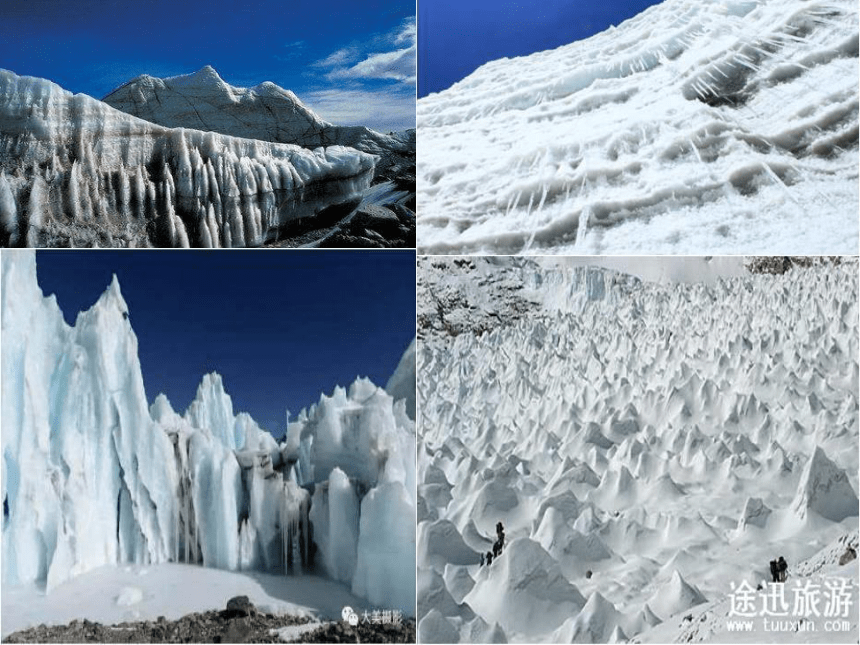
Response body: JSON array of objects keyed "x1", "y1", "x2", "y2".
[
  {"x1": 480, "y1": 552, "x2": 484, "y2": 566},
  {"x1": 493, "y1": 521, "x2": 505, "y2": 558},
  {"x1": 769, "y1": 559, "x2": 779, "y2": 583},
  {"x1": 486, "y1": 550, "x2": 493, "y2": 565},
  {"x1": 777, "y1": 556, "x2": 788, "y2": 582}
]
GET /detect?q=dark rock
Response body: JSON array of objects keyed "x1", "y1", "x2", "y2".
[
  {"x1": 224, "y1": 595, "x2": 256, "y2": 618},
  {"x1": 839, "y1": 546, "x2": 857, "y2": 565}
]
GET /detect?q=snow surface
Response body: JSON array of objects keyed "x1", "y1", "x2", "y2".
[
  {"x1": 417, "y1": 257, "x2": 859, "y2": 642},
  {"x1": 637, "y1": 530, "x2": 859, "y2": 643},
  {"x1": 2, "y1": 250, "x2": 416, "y2": 623},
  {"x1": 1, "y1": 563, "x2": 366, "y2": 638},
  {"x1": 0, "y1": 69, "x2": 375, "y2": 247},
  {"x1": 416, "y1": 0, "x2": 859, "y2": 255}
]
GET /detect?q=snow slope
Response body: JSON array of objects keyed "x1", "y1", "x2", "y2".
[
  {"x1": 0, "y1": 69, "x2": 375, "y2": 247},
  {"x1": 416, "y1": 0, "x2": 859, "y2": 255},
  {"x1": 1, "y1": 250, "x2": 415, "y2": 617},
  {"x1": 637, "y1": 530, "x2": 859, "y2": 643},
  {"x1": 417, "y1": 257, "x2": 858, "y2": 642}
]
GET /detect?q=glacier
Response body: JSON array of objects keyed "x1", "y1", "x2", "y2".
[
  {"x1": 1, "y1": 250, "x2": 416, "y2": 616},
  {"x1": 0, "y1": 70, "x2": 376, "y2": 247},
  {"x1": 416, "y1": 0, "x2": 859, "y2": 255},
  {"x1": 416, "y1": 256, "x2": 858, "y2": 642}
]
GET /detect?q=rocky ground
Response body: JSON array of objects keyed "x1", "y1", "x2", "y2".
[
  {"x1": 2, "y1": 612, "x2": 416, "y2": 643},
  {"x1": 262, "y1": 140, "x2": 416, "y2": 249},
  {"x1": 317, "y1": 203, "x2": 415, "y2": 249}
]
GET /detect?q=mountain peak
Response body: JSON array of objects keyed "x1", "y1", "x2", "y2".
[{"x1": 192, "y1": 65, "x2": 221, "y2": 80}]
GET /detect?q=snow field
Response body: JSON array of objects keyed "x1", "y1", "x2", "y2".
[
  {"x1": 1, "y1": 563, "x2": 366, "y2": 638},
  {"x1": 417, "y1": 257, "x2": 858, "y2": 642}
]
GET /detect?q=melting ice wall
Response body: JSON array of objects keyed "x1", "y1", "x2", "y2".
[
  {"x1": 1, "y1": 250, "x2": 416, "y2": 616},
  {"x1": 0, "y1": 70, "x2": 376, "y2": 248},
  {"x1": 1, "y1": 251, "x2": 179, "y2": 590},
  {"x1": 288, "y1": 378, "x2": 417, "y2": 614}
]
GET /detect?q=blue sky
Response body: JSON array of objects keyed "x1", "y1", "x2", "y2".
[
  {"x1": 35, "y1": 251, "x2": 416, "y2": 440},
  {"x1": 1, "y1": 0, "x2": 415, "y2": 132},
  {"x1": 418, "y1": 0, "x2": 661, "y2": 97}
]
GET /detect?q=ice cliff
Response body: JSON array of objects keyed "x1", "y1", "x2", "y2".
[
  {"x1": 0, "y1": 70, "x2": 376, "y2": 247},
  {"x1": 1, "y1": 250, "x2": 416, "y2": 615},
  {"x1": 417, "y1": 0, "x2": 859, "y2": 255}
]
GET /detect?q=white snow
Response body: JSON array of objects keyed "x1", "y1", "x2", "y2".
[
  {"x1": 270, "y1": 621, "x2": 327, "y2": 642},
  {"x1": 1, "y1": 563, "x2": 367, "y2": 638},
  {"x1": 1, "y1": 249, "x2": 416, "y2": 630},
  {"x1": 417, "y1": 0, "x2": 859, "y2": 255},
  {"x1": 637, "y1": 530, "x2": 860, "y2": 643},
  {"x1": 417, "y1": 256, "x2": 859, "y2": 642},
  {"x1": 115, "y1": 586, "x2": 144, "y2": 607}
]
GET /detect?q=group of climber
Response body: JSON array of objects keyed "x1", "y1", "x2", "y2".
[
  {"x1": 769, "y1": 556, "x2": 788, "y2": 583},
  {"x1": 480, "y1": 522, "x2": 506, "y2": 566}
]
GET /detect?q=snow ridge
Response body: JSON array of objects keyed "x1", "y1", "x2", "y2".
[{"x1": 102, "y1": 66, "x2": 407, "y2": 160}]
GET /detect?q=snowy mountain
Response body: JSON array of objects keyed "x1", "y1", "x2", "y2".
[
  {"x1": 1, "y1": 250, "x2": 416, "y2": 617},
  {"x1": 416, "y1": 0, "x2": 859, "y2": 255},
  {"x1": 0, "y1": 69, "x2": 375, "y2": 247},
  {"x1": 417, "y1": 257, "x2": 859, "y2": 642},
  {"x1": 103, "y1": 66, "x2": 413, "y2": 175}
]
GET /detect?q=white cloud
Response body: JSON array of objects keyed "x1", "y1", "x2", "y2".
[
  {"x1": 315, "y1": 17, "x2": 416, "y2": 86},
  {"x1": 303, "y1": 87, "x2": 415, "y2": 133},
  {"x1": 313, "y1": 46, "x2": 361, "y2": 68}
]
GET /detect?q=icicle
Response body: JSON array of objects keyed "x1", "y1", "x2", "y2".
[
  {"x1": 118, "y1": 170, "x2": 131, "y2": 219},
  {"x1": 146, "y1": 177, "x2": 157, "y2": 220},
  {"x1": 288, "y1": 485, "x2": 290, "y2": 575},
  {"x1": 26, "y1": 175, "x2": 45, "y2": 247},
  {"x1": 67, "y1": 161, "x2": 81, "y2": 219},
  {"x1": 760, "y1": 162, "x2": 797, "y2": 204},
  {"x1": 536, "y1": 183, "x2": 549, "y2": 212},
  {"x1": 184, "y1": 487, "x2": 190, "y2": 563},
  {"x1": 0, "y1": 172, "x2": 19, "y2": 245},
  {"x1": 173, "y1": 216, "x2": 190, "y2": 248},
  {"x1": 173, "y1": 129, "x2": 194, "y2": 198},
  {"x1": 576, "y1": 205, "x2": 591, "y2": 248},
  {"x1": 525, "y1": 192, "x2": 535, "y2": 218},
  {"x1": 228, "y1": 199, "x2": 245, "y2": 247},
  {"x1": 689, "y1": 138, "x2": 704, "y2": 164}
]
